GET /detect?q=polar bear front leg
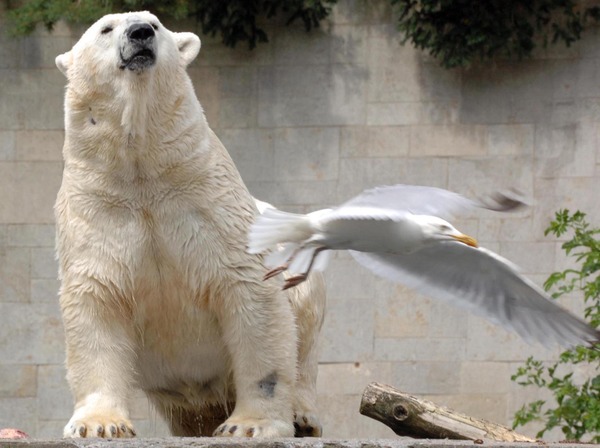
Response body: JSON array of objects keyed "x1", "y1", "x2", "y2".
[
  {"x1": 212, "y1": 281, "x2": 297, "y2": 438},
  {"x1": 61, "y1": 293, "x2": 136, "y2": 438}
]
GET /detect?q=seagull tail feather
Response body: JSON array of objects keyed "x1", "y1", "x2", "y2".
[{"x1": 247, "y1": 208, "x2": 312, "y2": 254}]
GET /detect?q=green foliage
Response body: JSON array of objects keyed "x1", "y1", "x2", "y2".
[
  {"x1": 7, "y1": 0, "x2": 113, "y2": 35},
  {"x1": 511, "y1": 210, "x2": 600, "y2": 442},
  {"x1": 5, "y1": 0, "x2": 337, "y2": 49},
  {"x1": 5, "y1": 0, "x2": 600, "y2": 65},
  {"x1": 391, "y1": 0, "x2": 600, "y2": 68},
  {"x1": 189, "y1": 0, "x2": 336, "y2": 49}
]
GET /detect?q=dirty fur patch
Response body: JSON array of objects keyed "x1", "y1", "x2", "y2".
[{"x1": 258, "y1": 372, "x2": 278, "y2": 398}]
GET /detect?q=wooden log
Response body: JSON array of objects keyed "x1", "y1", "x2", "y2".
[{"x1": 360, "y1": 382, "x2": 535, "y2": 442}]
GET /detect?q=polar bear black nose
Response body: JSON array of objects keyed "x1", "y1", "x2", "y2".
[{"x1": 127, "y1": 22, "x2": 155, "y2": 42}]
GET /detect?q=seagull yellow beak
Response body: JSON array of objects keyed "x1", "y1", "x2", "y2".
[{"x1": 451, "y1": 233, "x2": 478, "y2": 248}]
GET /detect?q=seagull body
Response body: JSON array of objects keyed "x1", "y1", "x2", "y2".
[
  {"x1": 248, "y1": 184, "x2": 599, "y2": 348},
  {"x1": 294, "y1": 208, "x2": 474, "y2": 253}
]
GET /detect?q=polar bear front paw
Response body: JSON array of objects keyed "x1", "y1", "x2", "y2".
[
  {"x1": 213, "y1": 417, "x2": 293, "y2": 438},
  {"x1": 294, "y1": 410, "x2": 322, "y2": 437},
  {"x1": 64, "y1": 415, "x2": 136, "y2": 438}
]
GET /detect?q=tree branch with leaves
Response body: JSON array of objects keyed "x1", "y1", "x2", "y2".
[{"x1": 512, "y1": 210, "x2": 600, "y2": 442}]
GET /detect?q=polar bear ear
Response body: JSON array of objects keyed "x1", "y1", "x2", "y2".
[
  {"x1": 174, "y1": 32, "x2": 201, "y2": 66},
  {"x1": 55, "y1": 51, "x2": 72, "y2": 76}
]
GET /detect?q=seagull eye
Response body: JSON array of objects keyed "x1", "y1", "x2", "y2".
[{"x1": 101, "y1": 26, "x2": 113, "y2": 35}]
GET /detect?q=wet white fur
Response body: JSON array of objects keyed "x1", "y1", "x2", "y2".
[{"x1": 55, "y1": 11, "x2": 325, "y2": 439}]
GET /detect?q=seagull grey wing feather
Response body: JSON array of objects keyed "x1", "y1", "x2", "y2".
[
  {"x1": 350, "y1": 244, "x2": 598, "y2": 348},
  {"x1": 319, "y1": 206, "x2": 408, "y2": 223},
  {"x1": 339, "y1": 184, "x2": 522, "y2": 219},
  {"x1": 314, "y1": 209, "x2": 417, "y2": 253}
]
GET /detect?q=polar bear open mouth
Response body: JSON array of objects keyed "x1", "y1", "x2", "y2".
[{"x1": 120, "y1": 48, "x2": 156, "y2": 71}]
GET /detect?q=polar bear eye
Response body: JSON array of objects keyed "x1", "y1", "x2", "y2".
[
  {"x1": 101, "y1": 26, "x2": 113, "y2": 35},
  {"x1": 151, "y1": 23, "x2": 159, "y2": 31}
]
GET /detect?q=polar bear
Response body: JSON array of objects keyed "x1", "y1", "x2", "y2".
[{"x1": 54, "y1": 11, "x2": 325, "y2": 439}]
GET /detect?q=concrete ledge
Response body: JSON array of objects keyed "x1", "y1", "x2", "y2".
[{"x1": 0, "y1": 439, "x2": 588, "y2": 448}]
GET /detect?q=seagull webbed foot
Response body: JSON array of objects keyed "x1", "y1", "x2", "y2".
[
  {"x1": 263, "y1": 265, "x2": 288, "y2": 281},
  {"x1": 282, "y1": 274, "x2": 309, "y2": 290}
]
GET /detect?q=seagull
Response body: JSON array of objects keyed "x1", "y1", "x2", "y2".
[{"x1": 247, "y1": 184, "x2": 599, "y2": 348}]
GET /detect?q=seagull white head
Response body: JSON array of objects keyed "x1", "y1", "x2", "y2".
[{"x1": 412, "y1": 215, "x2": 478, "y2": 248}]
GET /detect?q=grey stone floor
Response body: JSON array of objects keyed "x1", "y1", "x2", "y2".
[{"x1": 0, "y1": 439, "x2": 593, "y2": 448}]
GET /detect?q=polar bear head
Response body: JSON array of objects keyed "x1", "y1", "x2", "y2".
[
  {"x1": 56, "y1": 12, "x2": 203, "y2": 137},
  {"x1": 56, "y1": 11, "x2": 200, "y2": 78}
]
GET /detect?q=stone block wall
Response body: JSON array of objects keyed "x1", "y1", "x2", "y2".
[{"x1": 1, "y1": 0, "x2": 599, "y2": 440}]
